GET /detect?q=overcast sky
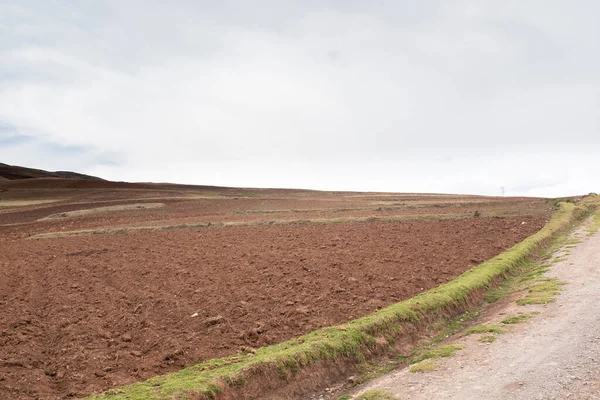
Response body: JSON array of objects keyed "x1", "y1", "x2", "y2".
[{"x1": 0, "y1": 1, "x2": 598, "y2": 196}]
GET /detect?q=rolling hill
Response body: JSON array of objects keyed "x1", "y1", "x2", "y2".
[{"x1": 0, "y1": 162, "x2": 103, "y2": 181}]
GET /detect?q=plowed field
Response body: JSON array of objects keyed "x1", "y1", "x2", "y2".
[{"x1": 0, "y1": 179, "x2": 552, "y2": 399}]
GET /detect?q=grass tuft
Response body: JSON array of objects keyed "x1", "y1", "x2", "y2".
[
  {"x1": 519, "y1": 264, "x2": 551, "y2": 282},
  {"x1": 478, "y1": 335, "x2": 497, "y2": 343},
  {"x1": 501, "y1": 312, "x2": 539, "y2": 325},
  {"x1": 409, "y1": 361, "x2": 439, "y2": 373},
  {"x1": 356, "y1": 389, "x2": 397, "y2": 400},
  {"x1": 517, "y1": 279, "x2": 566, "y2": 305},
  {"x1": 410, "y1": 344, "x2": 465, "y2": 364}
]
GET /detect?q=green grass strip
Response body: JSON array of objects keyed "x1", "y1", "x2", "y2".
[{"x1": 87, "y1": 202, "x2": 594, "y2": 400}]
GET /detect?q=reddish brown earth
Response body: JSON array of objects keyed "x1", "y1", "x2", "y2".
[{"x1": 0, "y1": 179, "x2": 552, "y2": 399}]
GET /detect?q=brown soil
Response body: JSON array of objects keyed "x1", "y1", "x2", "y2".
[{"x1": 0, "y1": 180, "x2": 551, "y2": 399}]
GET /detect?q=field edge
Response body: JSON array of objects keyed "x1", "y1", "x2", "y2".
[{"x1": 86, "y1": 198, "x2": 598, "y2": 400}]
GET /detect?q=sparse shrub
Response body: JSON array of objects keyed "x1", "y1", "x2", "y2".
[
  {"x1": 473, "y1": 210, "x2": 481, "y2": 218},
  {"x1": 553, "y1": 198, "x2": 576, "y2": 208}
]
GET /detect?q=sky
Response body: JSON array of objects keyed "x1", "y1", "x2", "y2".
[{"x1": 0, "y1": 1, "x2": 598, "y2": 197}]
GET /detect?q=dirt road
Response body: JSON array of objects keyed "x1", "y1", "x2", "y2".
[{"x1": 352, "y1": 222, "x2": 600, "y2": 399}]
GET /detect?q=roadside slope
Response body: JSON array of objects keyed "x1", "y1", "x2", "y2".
[{"x1": 352, "y1": 218, "x2": 600, "y2": 399}]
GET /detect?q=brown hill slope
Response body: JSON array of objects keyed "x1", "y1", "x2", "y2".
[{"x1": 0, "y1": 162, "x2": 103, "y2": 181}]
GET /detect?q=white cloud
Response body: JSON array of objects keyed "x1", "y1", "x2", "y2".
[{"x1": 0, "y1": 1, "x2": 598, "y2": 196}]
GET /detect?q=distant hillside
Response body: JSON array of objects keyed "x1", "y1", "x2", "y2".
[{"x1": 0, "y1": 163, "x2": 103, "y2": 181}]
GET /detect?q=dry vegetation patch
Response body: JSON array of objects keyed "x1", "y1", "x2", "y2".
[{"x1": 39, "y1": 202, "x2": 164, "y2": 220}]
